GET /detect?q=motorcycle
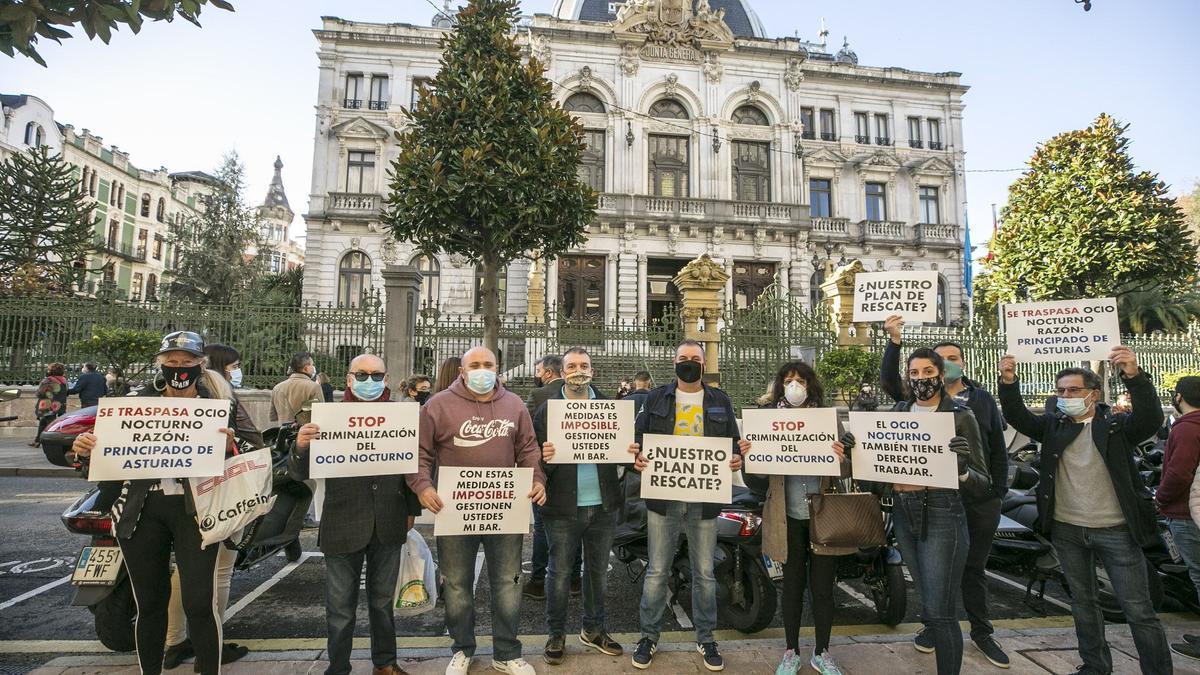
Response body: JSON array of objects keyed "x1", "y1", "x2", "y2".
[
  {"x1": 1, "y1": 388, "x2": 19, "y2": 422},
  {"x1": 830, "y1": 499, "x2": 907, "y2": 627}
]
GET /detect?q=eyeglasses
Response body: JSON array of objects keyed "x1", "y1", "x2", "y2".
[
  {"x1": 1054, "y1": 386, "x2": 1093, "y2": 396},
  {"x1": 350, "y1": 371, "x2": 386, "y2": 382}
]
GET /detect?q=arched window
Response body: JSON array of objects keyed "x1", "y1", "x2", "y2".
[
  {"x1": 410, "y1": 254, "x2": 440, "y2": 308},
  {"x1": 24, "y1": 122, "x2": 43, "y2": 146},
  {"x1": 649, "y1": 98, "x2": 689, "y2": 120},
  {"x1": 563, "y1": 92, "x2": 606, "y2": 114},
  {"x1": 810, "y1": 268, "x2": 826, "y2": 310},
  {"x1": 732, "y1": 105, "x2": 769, "y2": 126},
  {"x1": 140, "y1": 194, "x2": 151, "y2": 217},
  {"x1": 337, "y1": 250, "x2": 372, "y2": 308},
  {"x1": 156, "y1": 198, "x2": 165, "y2": 222}
]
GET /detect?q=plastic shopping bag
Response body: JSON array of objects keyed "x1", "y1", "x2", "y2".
[
  {"x1": 394, "y1": 529, "x2": 436, "y2": 616},
  {"x1": 189, "y1": 448, "x2": 277, "y2": 549}
]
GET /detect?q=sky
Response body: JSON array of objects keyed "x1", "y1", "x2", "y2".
[{"x1": 5, "y1": 0, "x2": 1199, "y2": 255}]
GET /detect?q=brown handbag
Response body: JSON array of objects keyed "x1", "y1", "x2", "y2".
[{"x1": 808, "y1": 478, "x2": 886, "y2": 549}]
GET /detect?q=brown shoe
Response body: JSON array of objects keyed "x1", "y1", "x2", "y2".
[{"x1": 372, "y1": 664, "x2": 408, "y2": 675}]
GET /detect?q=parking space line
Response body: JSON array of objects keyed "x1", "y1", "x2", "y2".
[
  {"x1": 0, "y1": 575, "x2": 71, "y2": 611},
  {"x1": 669, "y1": 601, "x2": 693, "y2": 629},
  {"x1": 836, "y1": 581, "x2": 877, "y2": 611},
  {"x1": 224, "y1": 552, "x2": 315, "y2": 620},
  {"x1": 985, "y1": 570, "x2": 1072, "y2": 613}
]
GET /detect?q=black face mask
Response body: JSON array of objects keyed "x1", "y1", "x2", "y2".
[
  {"x1": 675, "y1": 360, "x2": 703, "y2": 384},
  {"x1": 533, "y1": 378, "x2": 545, "y2": 389},
  {"x1": 161, "y1": 364, "x2": 203, "y2": 391},
  {"x1": 414, "y1": 390, "x2": 431, "y2": 404}
]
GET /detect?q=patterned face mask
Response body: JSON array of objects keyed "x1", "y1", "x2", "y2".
[{"x1": 909, "y1": 376, "x2": 943, "y2": 402}]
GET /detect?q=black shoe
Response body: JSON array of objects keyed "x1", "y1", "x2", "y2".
[
  {"x1": 163, "y1": 638, "x2": 193, "y2": 670},
  {"x1": 972, "y1": 636, "x2": 1009, "y2": 668},
  {"x1": 302, "y1": 516, "x2": 320, "y2": 529},
  {"x1": 544, "y1": 634, "x2": 565, "y2": 665},
  {"x1": 631, "y1": 638, "x2": 656, "y2": 670},
  {"x1": 570, "y1": 576, "x2": 582, "y2": 597},
  {"x1": 1172, "y1": 642, "x2": 1200, "y2": 661},
  {"x1": 697, "y1": 642, "x2": 723, "y2": 672},
  {"x1": 913, "y1": 629, "x2": 935, "y2": 654},
  {"x1": 522, "y1": 577, "x2": 545, "y2": 600},
  {"x1": 580, "y1": 629, "x2": 622, "y2": 656},
  {"x1": 1071, "y1": 666, "x2": 1111, "y2": 675},
  {"x1": 219, "y1": 643, "x2": 249, "y2": 665}
]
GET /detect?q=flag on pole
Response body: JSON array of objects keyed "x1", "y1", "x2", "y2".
[{"x1": 963, "y1": 212, "x2": 973, "y2": 299}]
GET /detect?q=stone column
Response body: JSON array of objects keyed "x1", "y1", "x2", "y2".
[
  {"x1": 381, "y1": 264, "x2": 423, "y2": 380},
  {"x1": 526, "y1": 256, "x2": 546, "y2": 324},
  {"x1": 606, "y1": 252, "x2": 618, "y2": 322},
  {"x1": 546, "y1": 257, "x2": 559, "y2": 317},
  {"x1": 819, "y1": 259, "x2": 869, "y2": 347},
  {"x1": 778, "y1": 256, "x2": 790, "y2": 297},
  {"x1": 672, "y1": 254, "x2": 730, "y2": 384},
  {"x1": 617, "y1": 250, "x2": 639, "y2": 320},
  {"x1": 636, "y1": 254, "x2": 648, "y2": 320}
]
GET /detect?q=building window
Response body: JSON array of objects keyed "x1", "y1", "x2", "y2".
[
  {"x1": 146, "y1": 273, "x2": 158, "y2": 301},
  {"x1": 936, "y1": 276, "x2": 949, "y2": 325},
  {"x1": 809, "y1": 178, "x2": 832, "y2": 218},
  {"x1": 558, "y1": 255, "x2": 605, "y2": 321},
  {"x1": 108, "y1": 181, "x2": 117, "y2": 207},
  {"x1": 732, "y1": 261, "x2": 776, "y2": 310},
  {"x1": 648, "y1": 134, "x2": 689, "y2": 197},
  {"x1": 819, "y1": 109, "x2": 837, "y2": 141},
  {"x1": 854, "y1": 112, "x2": 870, "y2": 144},
  {"x1": 153, "y1": 234, "x2": 164, "y2": 260},
  {"x1": 799, "y1": 107, "x2": 815, "y2": 139},
  {"x1": 107, "y1": 221, "x2": 120, "y2": 249},
  {"x1": 130, "y1": 273, "x2": 144, "y2": 302},
  {"x1": 731, "y1": 105, "x2": 768, "y2": 126},
  {"x1": 117, "y1": 184, "x2": 125, "y2": 209},
  {"x1": 919, "y1": 186, "x2": 940, "y2": 224},
  {"x1": 337, "y1": 250, "x2": 372, "y2": 308},
  {"x1": 89, "y1": 172, "x2": 97, "y2": 197},
  {"x1": 474, "y1": 265, "x2": 508, "y2": 314},
  {"x1": 649, "y1": 98, "x2": 689, "y2": 120},
  {"x1": 410, "y1": 254, "x2": 440, "y2": 308},
  {"x1": 24, "y1": 122, "x2": 44, "y2": 147},
  {"x1": 140, "y1": 194, "x2": 151, "y2": 217},
  {"x1": 411, "y1": 77, "x2": 432, "y2": 111},
  {"x1": 810, "y1": 268, "x2": 826, "y2": 310},
  {"x1": 865, "y1": 182, "x2": 887, "y2": 221},
  {"x1": 732, "y1": 140, "x2": 770, "y2": 202},
  {"x1": 563, "y1": 92, "x2": 606, "y2": 113},
  {"x1": 908, "y1": 117, "x2": 923, "y2": 148},
  {"x1": 345, "y1": 151, "x2": 376, "y2": 193},
  {"x1": 269, "y1": 251, "x2": 285, "y2": 273},
  {"x1": 136, "y1": 229, "x2": 148, "y2": 259},
  {"x1": 344, "y1": 73, "x2": 363, "y2": 108},
  {"x1": 874, "y1": 114, "x2": 890, "y2": 145},
  {"x1": 578, "y1": 129, "x2": 606, "y2": 193},
  {"x1": 928, "y1": 118, "x2": 943, "y2": 149},
  {"x1": 368, "y1": 75, "x2": 389, "y2": 110},
  {"x1": 156, "y1": 197, "x2": 165, "y2": 222}
]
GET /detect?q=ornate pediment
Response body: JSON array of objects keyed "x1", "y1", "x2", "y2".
[
  {"x1": 802, "y1": 146, "x2": 847, "y2": 165},
  {"x1": 855, "y1": 150, "x2": 902, "y2": 170},
  {"x1": 905, "y1": 156, "x2": 956, "y2": 175},
  {"x1": 613, "y1": 0, "x2": 734, "y2": 65},
  {"x1": 330, "y1": 116, "x2": 390, "y2": 140}
]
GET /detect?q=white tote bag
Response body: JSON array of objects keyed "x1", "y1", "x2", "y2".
[
  {"x1": 394, "y1": 529, "x2": 437, "y2": 616},
  {"x1": 189, "y1": 447, "x2": 277, "y2": 549}
]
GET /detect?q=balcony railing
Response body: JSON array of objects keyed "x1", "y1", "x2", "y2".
[
  {"x1": 811, "y1": 217, "x2": 852, "y2": 237},
  {"x1": 875, "y1": 137, "x2": 893, "y2": 146},
  {"x1": 820, "y1": 132, "x2": 839, "y2": 142},
  {"x1": 855, "y1": 134, "x2": 871, "y2": 144},
  {"x1": 327, "y1": 192, "x2": 381, "y2": 219},
  {"x1": 859, "y1": 219, "x2": 907, "y2": 243},
  {"x1": 928, "y1": 141, "x2": 944, "y2": 150},
  {"x1": 801, "y1": 131, "x2": 816, "y2": 140},
  {"x1": 595, "y1": 193, "x2": 807, "y2": 226},
  {"x1": 368, "y1": 100, "x2": 387, "y2": 110},
  {"x1": 916, "y1": 223, "x2": 959, "y2": 244},
  {"x1": 94, "y1": 236, "x2": 147, "y2": 262},
  {"x1": 343, "y1": 98, "x2": 362, "y2": 109},
  {"x1": 909, "y1": 139, "x2": 924, "y2": 149}
]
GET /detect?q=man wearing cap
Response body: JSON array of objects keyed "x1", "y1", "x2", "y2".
[{"x1": 1158, "y1": 376, "x2": 1200, "y2": 660}]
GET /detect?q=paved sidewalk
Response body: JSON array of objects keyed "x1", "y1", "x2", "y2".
[
  {"x1": 22, "y1": 617, "x2": 1200, "y2": 674},
  {"x1": 0, "y1": 437, "x2": 78, "y2": 477}
]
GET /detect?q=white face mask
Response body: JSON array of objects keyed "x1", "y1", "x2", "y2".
[
  {"x1": 229, "y1": 368, "x2": 243, "y2": 388},
  {"x1": 784, "y1": 380, "x2": 808, "y2": 406}
]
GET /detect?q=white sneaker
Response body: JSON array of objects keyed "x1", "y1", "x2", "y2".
[
  {"x1": 493, "y1": 657, "x2": 536, "y2": 675},
  {"x1": 446, "y1": 650, "x2": 472, "y2": 675}
]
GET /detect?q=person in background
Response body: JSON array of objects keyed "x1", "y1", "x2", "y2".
[
  {"x1": 1157, "y1": 376, "x2": 1200, "y2": 661},
  {"x1": 106, "y1": 366, "x2": 129, "y2": 397},
  {"x1": 30, "y1": 362, "x2": 68, "y2": 448},
  {"x1": 434, "y1": 356, "x2": 462, "y2": 392},
  {"x1": 399, "y1": 374, "x2": 433, "y2": 405},
  {"x1": 68, "y1": 362, "x2": 108, "y2": 408},
  {"x1": 616, "y1": 379, "x2": 633, "y2": 399},
  {"x1": 527, "y1": 354, "x2": 565, "y2": 415},
  {"x1": 523, "y1": 354, "x2": 575, "y2": 601},
  {"x1": 271, "y1": 351, "x2": 323, "y2": 423},
  {"x1": 316, "y1": 372, "x2": 335, "y2": 402},
  {"x1": 622, "y1": 371, "x2": 654, "y2": 416}
]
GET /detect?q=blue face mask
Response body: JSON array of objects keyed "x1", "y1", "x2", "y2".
[
  {"x1": 465, "y1": 369, "x2": 497, "y2": 395},
  {"x1": 351, "y1": 378, "x2": 386, "y2": 401},
  {"x1": 229, "y1": 368, "x2": 243, "y2": 388},
  {"x1": 943, "y1": 361, "x2": 963, "y2": 382},
  {"x1": 1056, "y1": 396, "x2": 1091, "y2": 418}
]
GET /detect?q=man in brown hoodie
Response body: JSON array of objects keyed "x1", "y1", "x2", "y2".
[
  {"x1": 407, "y1": 346, "x2": 546, "y2": 675},
  {"x1": 1158, "y1": 376, "x2": 1200, "y2": 661}
]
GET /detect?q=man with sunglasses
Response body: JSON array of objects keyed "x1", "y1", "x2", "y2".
[
  {"x1": 292, "y1": 354, "x2": 421, "y2": 675},
  {"x1": 998, "y1": 346, "x2": 1170, "y2": 675}
]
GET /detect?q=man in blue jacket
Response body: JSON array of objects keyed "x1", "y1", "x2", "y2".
[{"x1": 69, "y1": 362, "x2": 108, "y2": 408}]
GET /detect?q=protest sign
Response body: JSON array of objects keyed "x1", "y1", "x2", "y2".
[
  {"x1": 1002, "y1": 298, "x2": 1120, "y2": 362},
  {"x1": 640, "y1": 433, "x2": 732, "y2": 503},
  {"x1": 434, "y1": 466, "x2": 533, "y2": 536},
  {"x1": 852, "y1": 271, "x2": 940, "y2": 323},
  {"x1": 741, "y1": 408, "x2": 841, "y2": 476},
  {"x1": 545, "y1": 399, "x2": 634, "y2": 464},
  {"x1": 847, "y1": 412, "x2": 958, "y2": 489},
  {"x1": 87, "y1": 397, "x2": 229, "y2": 481},
  {"x1": 308, "y1": 402, "x2": 419, "y2": 478}
]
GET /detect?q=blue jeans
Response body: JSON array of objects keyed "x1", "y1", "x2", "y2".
[
  {"x1": 892, "y1": 490, "x2": 969, "y2": 675},
  {"x1": 1167, "y1": 517, "x2": 1200, "y2": 606},
  {"x1": 437, "y1": 533, "x2": 524, "y2": 661},
  {"x1": 323, "y1": 534, "x2": 403, "y2": 675},
  {"x1": 531, "y1": 504, "x2": 581, "y2": 581},
  {"x1": 545, "y1": 506, "x2": 616, "y2": 636},
  {"x1": 638, "y1": 501, "x2": 718, "y2": 644},
  {"x1": 1053, "y1": 521, "x2": 1172, "y2": 675}
]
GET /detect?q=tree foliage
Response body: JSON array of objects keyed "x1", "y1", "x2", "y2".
[
  {"x1": 1, "y1": 0, "x2": 234, "y2": 66},
  {"x1": 815, "y1": 346, "x2": 881, "y2": 407},
  {"x1": 0, "y1": 145, "x2": 94, "y2": 297},
  {"x1": 383, "y1": 0, "x2": 596, "y2": 350},
  {"x1": 166, "y1": 151, "x2": 264, "y2": 303},
  {"x1": 1116, "y1": 282, "x2": 1200, "y2": 334},
  {"x1": 253, "y1": 264, "x2": 304, "y2": 306},
  {"x1": 985, "y1": 114, "x2": 1197, "y2": 305},
  {"x1": 70, "y1": 324, "x2": 160, "y2": 384}
]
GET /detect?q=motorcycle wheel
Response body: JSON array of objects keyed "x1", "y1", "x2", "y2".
[
  {"x1": 715, "y1": 553, "x2": 776, "y2": 634},
  {"x1": 1095, "y1": 561, "x2": 1163, "y2": 623},
  {"x1": 871, "y1": 564, "x2": 908, "y2": 627},
  {"x1": 93, "y1": 577, "x2": 137, "y2": 652}
]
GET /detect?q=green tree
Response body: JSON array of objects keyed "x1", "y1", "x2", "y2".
[
  {"x1": 0, "y1": 145, "x2": 94, "y2": 296},
  {"x1": 985, "y1": 114, "x2": 1197, "y2": 304},
  {"x1": 70, "y1": 325, "x2": 160, "y2": 386},
  {"x1": 1116, "y1": 282, "x2": 1200, "y2": 334},
  {"x1": 383, "y1": 0, "x2": 596, "y2": 351},
  {"x1": 815, "y1": 346, "x2": 881, "y2": 407},
  {"x1": 1, "y1": 0, "x2": 234, "y2": 66},
  {"x1": 253, "y1": 264, "x2": 303, "y2": 306},
  {"x1": 166, "y1": 152, "x2": 263, "y2": 303}
]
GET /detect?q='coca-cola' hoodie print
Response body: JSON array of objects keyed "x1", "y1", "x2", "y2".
[{"x1": 407, "y1": 376, "x2": 545, "y2": 495}]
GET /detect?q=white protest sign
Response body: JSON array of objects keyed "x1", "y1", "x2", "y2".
[
  {"x1": 852, "y1": 271, "x2": 940, "y2": 323},
  {"x1": 308, "y1": 402, "x2": 419, "y2": 478},
  {"x1": 546, "y1": 399, "x2": 634, "y2": 464},
  {"x1": 848, "y1": 412, "x2": 958, "y2": 489},
  {"x1": 1002, "y1": 297, "x2": 1120, "y2": 363},
  {"x1": 741, "y1": 408, "x2": 841, "y2": 476},
  {"x1": 434, "y1": 466, "x2": 533, "y2": 536},
  {"x1": 87, "y1": 397, "x2": 229, "y2": 481},
  {"x1": 639, "y1": 433, "x2": 732, "y2": 503}
]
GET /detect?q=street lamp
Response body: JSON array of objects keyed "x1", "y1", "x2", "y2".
[
  {"x1": 711, "y1": 126, "x2": 721, "y2": 154},
  {"x1": 625, "y1": 121, "x2": 635, "y2": 148}
]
